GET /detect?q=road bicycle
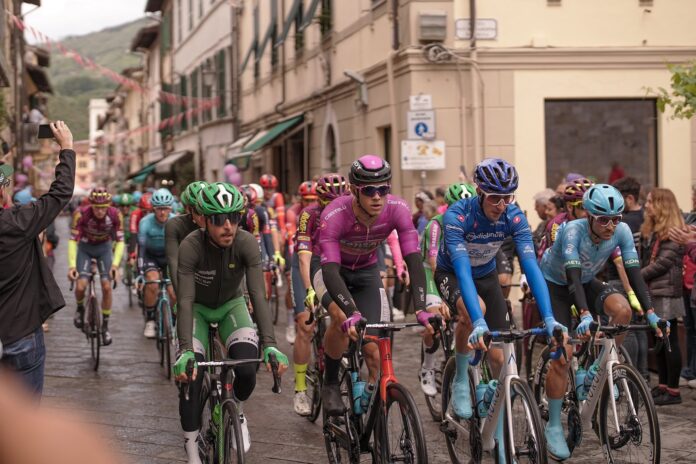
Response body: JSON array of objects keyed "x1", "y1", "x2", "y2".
[
  {"x1": 122, "y1": 259, "x2": 135, "y2": 308},
  {"x1": 145, "y1": 275, "x2": 176, "y2": 380},
  {"x1": 531, "y1": 321, "x2": 664, "y2": 463},
  {"x1": 441, "y1": 327, "x2": 562, "y2": 464},
  {"x1": 322, "y1": 319, "x2": 428, "y2": 463},
  {"x1": 263, "y1": 261, "x2": 280, "y2": 325},
  {"x1": 421, "y1": 314, "x2": 456, "y2": 422},
  {"x1": 186, "y1": 323, "x2": 282, "y2": 464},
  {"x1": 304, "y1": 301, "x2": 330, "y2": 423}
]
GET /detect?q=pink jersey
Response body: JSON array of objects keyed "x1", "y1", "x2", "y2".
[
  {"x1": 70, "y1": 206, "x2": 124, "y2": 244},
  {"x1": 319, "y1": 194, "x2": 419, "y2": 270}
]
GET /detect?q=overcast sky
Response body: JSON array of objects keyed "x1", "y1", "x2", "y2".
[{"x1": 22, "y1": 0, "x2": 146, "y2": 42}]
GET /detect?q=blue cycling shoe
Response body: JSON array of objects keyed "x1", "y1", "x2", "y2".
[
  {"x1": 452, "y1": 379, "x2": 473, "y2": 419},
  {"x1": 545, "y1": 423, "x2": 570, "y2": 460}
]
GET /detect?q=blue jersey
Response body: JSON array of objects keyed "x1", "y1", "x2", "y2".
[
  {"x1": 437, "y1": 197, "x2": 552, "y2": 323},
  {"x1": 138, "y1": 212, "x2": 175, "y2": 257},
  {"x1": 541, "y1": 219, "x2": 640, "y2": 285}
]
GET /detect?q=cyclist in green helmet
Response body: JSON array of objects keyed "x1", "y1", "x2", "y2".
[
  {"x1": 165, "y1": 181, "x2": 207, "y2": 294},
  {"x1": 418, "y1": 183, "x2": 476, "y2": 395},
  {"x1": 174, "y1": 182, "x2": 288, "y2": 461}
]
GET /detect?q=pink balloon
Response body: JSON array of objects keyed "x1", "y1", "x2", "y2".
[
  {"x1": 223, "y1": 164, "x2": 238, "y2": 177},
  {"x1": 227, "y1": 172, "x2": 242, "y2": 186},
  {"x1": 15, "y1": 173, "x2": 28, "y2": 185},
  {"x1": 22, "y1": 155, "x2": 33, "y2": 170}
]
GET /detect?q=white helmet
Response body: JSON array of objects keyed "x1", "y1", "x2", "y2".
[{"x1": 249, "y1": 183, "x2": 264, "y2": 203}]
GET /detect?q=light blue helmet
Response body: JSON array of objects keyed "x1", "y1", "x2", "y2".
[
  {"x1": 583, "y1": 184, "x2": 624, "y2": 216},
  {"x1": 132, "y1": 191, "x2": 143, "y2": 203},
  {"x1": 151, "y1": 188, "x2": 174, "y2": 207}
]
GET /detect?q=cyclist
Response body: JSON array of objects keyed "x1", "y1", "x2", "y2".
[
  {"x1": 138, "y1": 188, "x2": 177, "y2": 338},
  {"x1": 239, "y1": 184, "x2": 262, "y2": 243},
  {"x1": 68, "y1": 187, "x2": 125, "y2": 346},
  {"x1": 317, "y1": 155, "x2": 433, "y2": 416},
  {"x1": 418, "y1": 182, "x2": 476, "y2": 396},
  {"x1": 261, "y1": 173, "x2": 287, "y2": 249},
  {"x1": 435, "y1": 158, "x2": 567, "y2": 458},
  {"x1": 118, "y1": 193, "x2": 136, "y2": 245},
  {"x1": 173, "y1": 182, "x2": 288, "y2": 462},
  {"x1": 539, "y1": 183, "x2": 666, "y2": 459},
  {"x1": 290, "y1": 173, "x2": 347, "y2": 416},
  {"x1": 128, "y1": 192, "x2": 153, "y2": 269},
  {"x1": 165, "y1": 181, "x2": 207, "y2": 295},
  {"x1": 250, "y1": 183, "x2": 280, "y2": 263}
]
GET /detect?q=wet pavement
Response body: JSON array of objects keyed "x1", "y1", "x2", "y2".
[{"x1": 42, "y1": 215, "x2": 696, "y2": 463}]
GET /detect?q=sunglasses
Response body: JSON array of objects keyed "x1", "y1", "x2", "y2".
[
  {"x1": 356, "y1": 184, "x2": 391, "y2": 198},
  {"x1": 207, "y1": 211, "x2": 244, "y2": 226},
  {"x1": 567, "y1": 200, "x2": 584, "y2": 209},
  {"x1": 154, "y1": 206, "x2": 172, "y2": 212},
  {"x1": 483, "y1": 193, "x2": 515, "y2": 206},
  {"x1": 593, "y1": 214, "x2": 622, "y2": 227}
]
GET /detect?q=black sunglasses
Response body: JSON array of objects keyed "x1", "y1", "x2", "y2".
[
  {"x1": 356, "y1": 184, "x2": 391, "y2": 198},
  {"x1": 208, "y1": 211, "x2": 244, "y2": 226}
]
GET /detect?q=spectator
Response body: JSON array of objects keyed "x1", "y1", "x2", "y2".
[
  {"x1": 674, "y1": 184, "x2": 696, "y2": 385},
  {"x1": 435, "y1": 187, "x2": 447, "y2": 214},
  {"x1": 641, "y1": 188, "x2": 685, "y2": 405},
  {"x1": 545, "y1": 196, "x2": 564, "y2": 220},
  {"x1": 412, "y1": 190, "x2": 433, "y2": 236},
  {"x1": 532, "y1": 188, "x2": 556, "y2": 249},
  {"x1": 608, "y1": 161, "x2": 625, "y2": 184},
  {"x1": 0, "y1": 121, "x2": 74, "y2": 396}
]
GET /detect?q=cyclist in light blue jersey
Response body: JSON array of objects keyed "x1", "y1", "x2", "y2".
[{"x1": 539, "y1": 184, "x2": 667, "y2": 460}]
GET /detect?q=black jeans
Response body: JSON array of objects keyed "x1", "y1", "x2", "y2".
[{"x1": 682, "y1": 291, "x2": 696, "y2": 379}]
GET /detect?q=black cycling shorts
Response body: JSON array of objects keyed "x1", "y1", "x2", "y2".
[
  {"x1": 140, "y1": 253, "x2": 168, "y2": 274},
  {"x1": 546, "y1": 278, "x2": 621, "y2": 328},
  {"x1": 495, "y1": 249, "x2": 513, "y2": 275},
  {"x1": 434, "y1": 268, "x2": 510, "y2": 330}
]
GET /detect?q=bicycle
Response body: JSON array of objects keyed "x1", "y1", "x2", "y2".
[
  {"x1": 69, "y1": 262, "x2": 116, "y2": 372},
  {"x1": 322, "y1": 319, "x2": 428, "y2": 463},
  {"x1": 122, "y1": 259, "x2": 136, "y2": 308},
  {"x1": 263, "y1": 261, "x2": 280, "y2": 325},
  {"x1": 304, "y1": 301, "x2": 330, "y2": 423},
  {"x1": 186, "y1": 323, "x2": 282, "y2": 464},
  {"x1": 145, "y1": 275, "x2": 176, "y2": 380},
  {"x1": 531, "y1": 321, "x2": 664, "y2": 462},
  {"x1": 421, "y1": 314, "x2": 456, "y2": 422},
  {"x1": 440, "y1": 326, "x2": 562, "y2": 464}
]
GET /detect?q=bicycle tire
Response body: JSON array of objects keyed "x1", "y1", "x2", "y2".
[
  {"x1": 88, "y1": 295, "x2": 101, "y2": 371},
  {"x1": 598, "y1": 362, "x2": 660, "y2": 464},
  {"x1": 441, "y1": 356, "x2": 480, "y2": 464},
  {"x1": 198, "y1": 373, "x2": 215, "y2": 463},
  {"x1": 323, "y1": 370, "x2": 360, "y2": 463},
  {"x1": 380, "y1": 382, "x2": 428, "y2": 463},
  {"x1": 223, "y1": 401, "x2": 244, "y2": 464},
  {"x1": 504, "y1": 377, "x2": 548, "y2": 464},
  {"x1": 156, "y1": 300, "x2": 165, "y2": 368},
  {"x1": 306, "y1": 335, "x2": 324, "y2": 423},
  {"x1": 162, "y1": 299, "x2": 173, "y2": 380}
]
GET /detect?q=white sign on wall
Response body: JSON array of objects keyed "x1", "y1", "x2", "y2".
[
  {"x1": 401, "y1": 140, "x2": 446, "y2": 171},
  {"x1": 409, "y1": 94, "x2": 432, "y2": 111},
  {"x1": 454, "y1": 18, "x2": 498, "y2": 40},
  {"x1": 407, "y1": 110, "x2": 436, "y2": 140}
]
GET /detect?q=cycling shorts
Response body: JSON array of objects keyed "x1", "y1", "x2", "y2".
[
  {"x1": 495, "y1": 249, "x2": 513, "y2": 275},
  {"x1": 77, "y1": 241, "x2": 113, "y2": 281},
  {"x1": 140, "y1": 252, "x2": 168, "y2": 274},
  {"x1": 425, "y1": 266, "x2": 442, "y2": 309},
  {"x1": 290, "y1": 253, "x2": 319, "y2": 316},
  {"x1": 434, "y1": 268, "x2": 510, "y2": 330},
  {"x1": 192, "y1": 295, "x2": 258, "y2": 357},
  {"x1": 314, "y1": 264, "x2": 390, "y2": 335},
  {"x1": 546, "y1": 278, "x2": 620, "y2": 328}
]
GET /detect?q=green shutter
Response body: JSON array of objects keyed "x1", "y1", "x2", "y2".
[
  {"x1": 298, "y1": 0, "x2": 321, "y2": 32},
  {"x1": 160, "y1": 9, "x2": 172, "y2": 54},
  {"x1": 256, "y1": 0, "x2": 278, "y2": 63},
  {"x1": 217, "y1": 50, "x2": 227, "y2": 118},
  {"x1": 191, "y1": 69, "x2": 199, "y2": 127},
  {"x1": 180, "y1": 75, "x2": 188, "y2": 131},
  {"x1": 159, "y1": 82, "x2": 172, "y2": 137},
  {"x1": 275, "y1": 0, "x2": 301, "y2": 46}
]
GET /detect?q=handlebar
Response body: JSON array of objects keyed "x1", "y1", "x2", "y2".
[
  {"x1": 468, "y1": 326, "x2": 564, "y2": 366},
  {"x1": 181, "y1": 358, "x2": 195, "y2": 401}
]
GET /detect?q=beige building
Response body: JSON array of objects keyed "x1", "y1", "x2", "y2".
[
  {"x1": 232, "y1": 0, "x2": 696, "y2": 217},
  {"x1": 73, "y1": 139, "x2": 93, "y2": 193}
]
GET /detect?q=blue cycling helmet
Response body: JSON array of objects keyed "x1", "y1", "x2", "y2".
[
  {"x1": 473, "y1": 158, "x2": 519, "y2": 194},
  {"x1": 112, "y1": 194, "x2": 122, "y2": 206},
  {"x1": 132, "y1": 191, "x2": 143, "y2": 203},
  {"x1": 583, "y1": 184, "x2": 624, "y2": 216},
  {"x1": 13, "y1": 188, "x2": 35, "y2": 205},
  {"x1": 151, "y1": 188, "x2": 174, "y2": 207}
]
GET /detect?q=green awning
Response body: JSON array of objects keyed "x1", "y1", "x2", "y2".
[
  {"x1": 243, "y1": 115, "x2": 304, "y2": 153},
  {"x1": 127, "y1": 163, "x2": 157, "y2": 184}
]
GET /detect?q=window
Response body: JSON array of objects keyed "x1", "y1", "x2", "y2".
[
  {"x1": 271, "y1": 10, "x2": 278, "y2": 71},
  {"x1": 188, "y1": 0, "x2": 194, "y2": 30},
  {"x1": 294, "y1": 1, "x2": 304, "y2": 54},
  {"x1": 544, "y1": 99, "x2": 658, "y2": 190},
  {"x1": 326, "y1": 125, "x2": 338, "y2": 171},
  {"x1": 191, "y1": 69, "x2": 199, "y2": 127},
  {"x1": 202, "y1": 60, "x2": 213, "y2": 122},
  {"x1": 78, "y1": 160, "x2": 88, "y2": 169},
  {"x1": 199, "y1": 0, "x2": 204, "y2": 18},
  {"x1": 253, "y1": 4, "x2": 260, "y2": 80},
  {"x1": 160, "y1": 82, "x2": 173, "y2": 137},
  {"x1": 177, "y1": 0, "x2": 183, "y2": 43},
  {"x1": 179, "y1": 76, "x2": 188, "y2": 131},
  {"x1": 217, "y1": 50, "x2": 227, "y2": 118},
  {"x1": 161, "y1": 9, "x2": 172, "y2": 53},
  {"x1": 320, "y1": 0, "x2": 332, "y2": 37}
]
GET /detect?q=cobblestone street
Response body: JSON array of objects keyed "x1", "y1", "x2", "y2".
[{"x1": 41, "y1": 216, "x2": 696, "y2": 463}]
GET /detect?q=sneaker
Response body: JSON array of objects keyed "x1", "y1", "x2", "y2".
[
  {"x1": 102, "y1": 321, "x2": 113, "y2": 346},
  {"x1": 73, "y1": 307, "x2": 85, "y2": 329},
  {"x1": 545, "y1": 423, "x2": 571, "y2": 460},
  {"x1": 688, "y1": 379, "x2": 696, "y2": 389},
  {"x1": 286, "y1": 324, "x2": 296, "y2": 345},
  {"x1": 451, "y1": 378, "x2": 473, "y2": 419},
  {"x1": 239, "y1": 414, "x2": 251, "y2": 452},
  {"x1": 420, "y1": 368, "x2": 437, "y2": 397},
  {"x1": 392, "y1": 308, "x2": 405, "y2": 322},
  {"x1": 144, "y1": 320, "x2": 156, "y2": 339},
  {"x1": 651, "y1": 386, "x2": 666, "y2": 399},
  {"x1": 654, "y1": 391, "x2": 682, "y2": 406},
  {"x1": 322, "y1": 382, "x2": 346, "y2": 416},
  {"x1": 293, "y1": 391, "x2": 312, "y2": 416}
]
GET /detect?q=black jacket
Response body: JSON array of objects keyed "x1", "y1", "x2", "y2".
[
  {"x1": 0, "y1": 149, "x2": 75, "y2": 345},
  {"x1": 640, "y1": 234, "x2": 684, "y2": 299}
]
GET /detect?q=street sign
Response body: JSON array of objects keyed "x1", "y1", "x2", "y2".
[
  {"x1": 407, "y1": 110, "x2": 435, "y2": 140},
  {"x1": 401, "y1": 140, "x2": 445, "y2": 171},
  {"x1": 409, "y1": 94, "x2": 432, "y2": 111},
  {"x1": 454, "y1": 18, "x2": 498, "y2": 40}
]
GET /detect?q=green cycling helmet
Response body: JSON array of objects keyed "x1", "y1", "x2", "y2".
[
  {"x1": 120, "y1": 193, "x2": 135, "y2": 206},
  {"x1": 197, "y1": 182, "x2": 245, "y2": 215},
  {"x1": 444, "y1": 183, "x2": 477, "y2": 206},
  {"x1": 182, "y1": 180, "x2": 209, "y2": 207}
]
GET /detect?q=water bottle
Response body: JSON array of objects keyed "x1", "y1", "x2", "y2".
[
  {"x1": 475, "y1": 381, "x2": 489, "y2": 417},
  {"x1": 212, "y1": 403, "x2": 221, "y2": 426},
  {"x1": 360, "y1": 383, "x2": 375, "y2": 413},
  {"x1": 352, "y1": 379, "x2": 366, "y2": 415},
  {"x1": 584, "y1": 363, "x2": 599, "y2": 394},
  {"x1": 484, "y1": 380, "x2": 498, "y2": 409},
  {"x1": 575, "y1": 367, "x2": 588, "y2": 401}
]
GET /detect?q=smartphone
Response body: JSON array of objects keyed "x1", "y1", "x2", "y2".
[{"x1": 38, "y1": 124, "x2": 53, "y2": 139}]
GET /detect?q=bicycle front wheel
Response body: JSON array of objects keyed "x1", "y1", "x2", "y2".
[
  {"x1": 598, "y1": 363, "x2": 660, "y2": 464},
  {"x1": 505, "y1": 377, "x2": 548, "y2": 464},
  {"x1": 306, "y1": 336, "x2": 323, "y2": 423},
  {"x1": 223, "y1": 401, "x2": 244, "y2": 464},
  {"x1": 162, "y1": 300, "x2": 173, "y2": 380},
  {"x1": 88, "y1": 296, "x2": 101, "y2": 371},
  {"x1": 380, "y1": 382, "x2": 428, "y2": 463}
]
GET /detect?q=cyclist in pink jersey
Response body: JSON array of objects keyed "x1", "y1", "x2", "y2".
[{"x1": 316, "y1": 155, "x2": 434, "y2": 416}]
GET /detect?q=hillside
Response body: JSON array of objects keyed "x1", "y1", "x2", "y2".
[{"x1": 44, "y1": 18, "x2": 152, "y2": 140}]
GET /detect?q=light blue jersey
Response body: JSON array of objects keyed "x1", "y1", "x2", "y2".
[
  {"x1": 541, "y1": 219, "x2": 640, "y2": 285},
  {"x1": 138, "y1": 212, "x2": 175, "y2": 257}
]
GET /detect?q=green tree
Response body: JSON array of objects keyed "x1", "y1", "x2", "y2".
[{"x1": 655, "y1": 61, "x2": 696, "y2": 119}]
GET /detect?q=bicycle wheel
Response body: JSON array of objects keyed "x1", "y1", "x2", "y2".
[
  {"x1": 156, "y1": 301, "x2": 165, "y2": 367},
  {"x1": 88, "y1": 296, "x2": 101, "y2": 371},
  {"x1": 161, "y1": 299, "x2": 173, "y2": 380},
  {"x1": 505, "y1": 377, "x2": 548, "y2": 464},
  {"x1": 223, "y1": 401, "x2": 244, "y2": 464},
  {"x1": 598, "y1": 363, "x2": 659, "y2": 464},
  {"x1": 441, "y1": 356, "x2": 480, "y2": 464},
  {"x1": 323, "y1": 371, "x2": 360, "y2": 464},
  {"x1": 379, "y1": 382, "x2": 428, "y2": 463},
  {"x1": 306, "y1": 335, "x2": 324, "y2": 423},
  {"x1": 198, "y1": 373, "x2": 215, "y2": 462}
]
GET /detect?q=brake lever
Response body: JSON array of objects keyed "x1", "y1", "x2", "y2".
[
  {"x1": 548, "y1": 326, "x2": 567, "y2": 362},
  {"x1": 658, "y1": 320, "x2": 671, "y2": 353},
  {"x1": 269, "y1": 353, "x2": 282, "y2": 394}
]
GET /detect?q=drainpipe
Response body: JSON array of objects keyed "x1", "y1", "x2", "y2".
[{"x1": 469, "y1": 0, "x2": 483, "y2": 163}]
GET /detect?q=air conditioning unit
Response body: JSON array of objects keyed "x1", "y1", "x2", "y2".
[{"x1": 418, "y1": 10, "x2": 447, "y2": 43}]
